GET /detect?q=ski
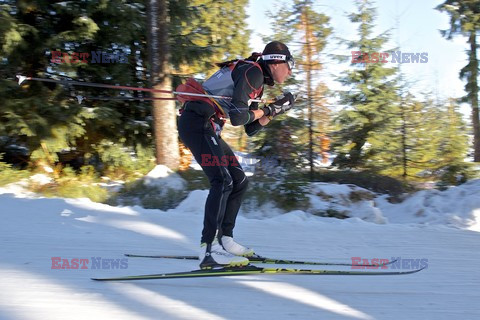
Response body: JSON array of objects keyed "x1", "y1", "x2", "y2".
[
  {"x1": 124, "y1": 253, "x2": 397, "y2": 267},
  {"x1": 92, "y1": 264, "x2": 425, "y2": 281}
]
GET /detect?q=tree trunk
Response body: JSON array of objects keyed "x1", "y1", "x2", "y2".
[
  {"x1": 469, "y1": 31, "x2": 480, "y2": 162},
  {"x1": 400, "y1": 98, "x2": 408, "y2": 178},
  {"x1": 147, "y1": 0, "x2": 179, "y2": 169},
  {"x1": 302, "y1": 9, "x2": 315, "y2": 181}
]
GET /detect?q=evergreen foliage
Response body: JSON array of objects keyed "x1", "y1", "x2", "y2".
[
  {"x1": 0, "y1": 0, "x2": 475, "y2": 208},
  {"x1": 0, "y1": 0, "x2": 251, "y2": 173},
  {"x1": 436, "y1": 0, "x2": 480, "y2": 162},
  {"x1": 332, "y1": 0, "x2": 399, "y2": 169}
]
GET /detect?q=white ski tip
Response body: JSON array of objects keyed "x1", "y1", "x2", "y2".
[{"x1": 16, "y1": 75, "x2": 28, "y2": 85}]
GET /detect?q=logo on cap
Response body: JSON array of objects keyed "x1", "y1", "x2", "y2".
[{"x1": 262, "y1": 54, "x2": 288, "y2": 61}]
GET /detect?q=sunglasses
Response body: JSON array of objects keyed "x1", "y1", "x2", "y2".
[
  {"x1": 261, "y1": 54, "x2": 295, "y2": 70},
  {"x1": 286, "y1": 56, "x2": 295, "y2": 70}
]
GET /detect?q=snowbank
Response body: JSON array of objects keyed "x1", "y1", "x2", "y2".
[
  {"x1": 305, "y1": 180, "x2": 480, "y2": 231},
  {"x1": 308, "y1": 183, "x2": 386, "y2": 224},
  {"x1": 240, "y1": 180, "x2": 480, "y2": 232},
  {"x1": 376, "y1": 179, "x2": 480, "y2": 231},
  {"x1": 1, "y1": 171, "x2": 479, "y2": 232},
  {"x1": 143, "y1": 165, "x2": 186, "y2": 190}
]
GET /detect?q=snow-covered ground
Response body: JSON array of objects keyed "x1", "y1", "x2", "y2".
[{"x1": 0, "y1": 177, "x2": 479, "y2": 320}]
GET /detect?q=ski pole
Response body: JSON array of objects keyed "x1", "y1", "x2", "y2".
[
  {"x1": 16, "y1": 75, "x2": 273, "y2": 103},
  {"x1": 74, "y1": 95, "x2": 177, "y2": 104},
  {"x1": 17, "y1": 75, "x2": 172, "y2": 94}
]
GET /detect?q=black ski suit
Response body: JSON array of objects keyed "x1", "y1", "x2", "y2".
[{"x1": 178, "y1": 60, "x2": 270, "y2": 244}]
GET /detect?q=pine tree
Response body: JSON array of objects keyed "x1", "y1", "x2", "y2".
[
  {"x1": 256, "y1": 0, "x2": 331, "y2": 177},
  {"x1": 368, "y1": 95, "x2": 440, "y2": 179},
  {"x1": 294, "y1": 0, "x2": 332, "y2": 179},
  {"x1": 369, "y1": 94, "x2": 469, "y2": 183},
  {"x1": 313, "y1": 83, "x2": 331, "y2": 164},
  {"x1": 169, "y1": 0, "x2": 251, "y2": 77},
  {"x1": 148, "y1": 0, "x2": 179, "y2": 169},
  {"x1": 439, "y1": 99, "x2": 469, "y2": 163},
  {"x1": 436, "y1": 0, "x2": 480, "y2": 162},
  {"x1": 0, "y1": 0, "x2": 252, "y2": 172},
  {"x1": 435, "y1": 98, "x2": 470, "y2": 185},
  {"x1": 332, "y1": 0, "x2": 398, "y2": 169},
  {"x1": 0, "y1": 1, "x2": 151, "y2": 169},
  {"x1": 362, "y1": 4, "x2": 466, "y2": 182}
]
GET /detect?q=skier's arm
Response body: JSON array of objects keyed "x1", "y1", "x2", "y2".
[
  {"x1": 245, "y1": 92, "x2": 295, "y2": 135},
  {"x1": 244, "y1": 103, "x2": 271, "y2": 136},
  {"x1": 229, "y1": 65, "x2": 270, "y2": 126},
  {"x1": 244, "y1": 117, "x2": 271, "y2": 136}
]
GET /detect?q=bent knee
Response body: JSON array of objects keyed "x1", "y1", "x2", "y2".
[{"x1": 210, "y1": 173, "x2": 233, "y2": 192}]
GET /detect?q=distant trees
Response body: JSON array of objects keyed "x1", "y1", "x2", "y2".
[
  {"x1": 437, "y1": 0, "x2": 480, "y2": 162},
  {"x1": 0, "y1": 0, "x2": 472, "y2": 187},
  {"x1": 332, "y1": 0, "x2": 398, "y2": 170},
  {"x1": 330, "y1": 0, "x2": 469, "y2": 182},
  {"x1": 0, "y1": 0, "x2": 251, "y2": 171}
]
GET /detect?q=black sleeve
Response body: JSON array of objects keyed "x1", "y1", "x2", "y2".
[
  {"x1": 243, "y1": 101, "x2": 264, "y2": 136},
  {"x1": 228, "y1": 63, "x2": 264, "y2": 126},
  {"x1": 245, "y1": 120, "x2": 264, "y2": 136},
  {"x1": 249, "y1": 101, "x2": 260, "y2": 110}
]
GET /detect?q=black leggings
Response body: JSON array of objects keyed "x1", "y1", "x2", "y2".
[{"x1": 178, "y1": 102, "x2": 249, "y2": 244}]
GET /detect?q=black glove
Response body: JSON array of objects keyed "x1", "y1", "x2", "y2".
[
  {"x1": 268, "y1": 92, "x2": 295, "y2": 117},
  {"x1": 262, "y1": 104, "x2": 275, "y2": 117}
]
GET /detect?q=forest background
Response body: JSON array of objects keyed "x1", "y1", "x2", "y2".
[{"x1": 1, "y1": 0, "x2": 478, "y2": 213}]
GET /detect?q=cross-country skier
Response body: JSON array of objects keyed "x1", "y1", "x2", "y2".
[{"x1": 177, "y1": 41, "x2": 295, "y2": 269}]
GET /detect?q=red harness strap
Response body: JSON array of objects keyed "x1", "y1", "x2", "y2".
[{"x1": 176, "y1": 78, "x2": 225, "y2": 118}]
